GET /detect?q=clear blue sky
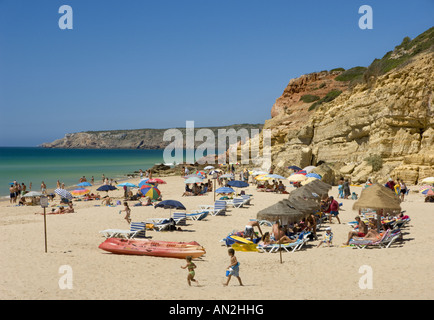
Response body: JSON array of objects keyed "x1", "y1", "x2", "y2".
[{"x1": 0, "y1": 0, "x2": 433, "y2": 146}]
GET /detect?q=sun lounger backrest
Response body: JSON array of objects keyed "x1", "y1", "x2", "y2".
[{"x1": 130, "y1": 222, "x2": 146, "y2": 238}]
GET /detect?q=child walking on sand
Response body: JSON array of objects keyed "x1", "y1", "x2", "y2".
[
  {"x1": 181, "y1": 256, "x2": 199, "y2": 286},
  {"x1": 120, "y1": 202, "x2": 131, "y2": 224},
  {"x1": 224, "y1": 248, "x2": 243, "y2": 286},
  {"x1": 317, "y1": 227, "x2": 333, "y2": 248}
]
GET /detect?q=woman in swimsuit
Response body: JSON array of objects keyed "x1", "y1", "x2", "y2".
[{"x1": 181, "y1": 256, "x2": 199, "y2": 286}]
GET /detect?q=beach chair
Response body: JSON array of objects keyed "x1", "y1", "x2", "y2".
[
  {"x1": 232, "y1": 197, "x2": 245, "y2": 208},
  {"x1": 199, "y1": 200, "x2": 226, "y2": 216},
  {"x1": 99, "y1": 222, "x2": 146, "y2": 239},
  {"x1": 186, "y1": 210, "x2": 209, "y2": 221},
  {"x1": 349, "y1": 230, "x2": 391, "y2": 249},
  {"x1": 240, "y1": 195, "x2": 252, "y2": 205},
  {"x1": 172, "y1": 212, "x2": 187, "y2": 226},
  {"x1": 257, "y1": 232, "x2": 311, "y2": 253}
]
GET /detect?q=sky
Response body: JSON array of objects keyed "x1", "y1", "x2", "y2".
[{"x1": 0, "y1": 0, "x2": 433, "y2": 146}]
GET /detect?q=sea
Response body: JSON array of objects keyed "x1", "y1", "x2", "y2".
[{"x1": 0, "y1": 147, "x2": 166, "y2": 197}]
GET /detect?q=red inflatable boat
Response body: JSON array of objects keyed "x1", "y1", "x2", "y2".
[{"x1": 98, "y1": 238, "x2": 206, "y2": 259}]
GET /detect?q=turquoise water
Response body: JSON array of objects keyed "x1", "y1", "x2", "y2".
[{"x1": 0, "y1": 147, "x2": 165, "y2": 196}]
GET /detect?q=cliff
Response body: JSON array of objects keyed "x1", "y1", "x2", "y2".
[
  {"x1": 40, "y1": 124, "x2": 263, "y2": 150},
  {"x1": 259, "y1": 27, "x2": 434, "y2": 184}
]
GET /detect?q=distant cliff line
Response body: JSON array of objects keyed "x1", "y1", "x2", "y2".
[{"x1": 40, "y1": 123, "x2": 264, "y2": 150}]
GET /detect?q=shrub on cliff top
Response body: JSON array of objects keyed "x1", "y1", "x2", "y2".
[
  {"x1": 308, "y1": 90, "x2": 342, "y2": 111},
  {"x1": 300, "y1": 94, "x2": 320, "y2": 103}
]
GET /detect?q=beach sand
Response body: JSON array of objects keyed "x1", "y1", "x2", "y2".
[{"x1": 1, "y1": 175, "x2": 433, "y2": 300}]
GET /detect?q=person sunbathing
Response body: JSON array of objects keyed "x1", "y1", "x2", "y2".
[
  {"x1": 64, "y1": 202, "x2": 74, "y2": 213},
  {"x1": 101, "y1": 197, "x2": 112, "y2": 206},
  {"x1": 343, "y1": 216, "x2": 368, "y2": 245},
  {"x1": 258, "y1": 232, "x2": 295, "y2": 246}
]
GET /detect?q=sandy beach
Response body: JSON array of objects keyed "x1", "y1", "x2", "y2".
[{"x1": 1, "y1": 174, "x2": 433, "y2": 300}]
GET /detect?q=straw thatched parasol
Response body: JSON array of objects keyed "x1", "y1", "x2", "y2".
[
  {"x1": 352, "y1": 184, "x2": 401, "y2": 214},
  {"x1": 257, "y1": 196, "x2": 320, "y2": 225},
  {"x1": 288, "y1": 179, "x2": 332, "y2": 201}
]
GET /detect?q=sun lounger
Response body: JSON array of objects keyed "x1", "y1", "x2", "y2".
[
  {"x1": 349, "y1": 229, "x2": 391, "y2": 249},
  {"x1": 199, "y1": 200, "x2": 226, "y2": 216},
  {"x1": 257, "y1": 232, "x2": 311, "y2": 253},
  {"x1": 186, "y1": 210, "x2": 209, "y2": 221},
  {"x1": 172, "y1": 212, "x2": 187, "y2": 226},
  {"x1": 99, "y1": 222, "x2": 147, "y2": 239}
]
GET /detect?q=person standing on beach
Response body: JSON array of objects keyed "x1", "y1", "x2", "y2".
[
  {"x1": 41, "y1": 181, "x2": 47, "y2": 195},
  {"x1": 120, "y1": 201, "x2": 131, "y2": 224},
  {"x1": 328, "y1": 196, "x2": 341, "y2": 224},
  {"x1": 343, "y1": 179, "x2": 351, "y2": 199},
  {"x1": 224, "y1": 248, "x2": 243, "y2": 286},
  {"x1": 9, "y1": 184, "x2": 16, "y2": 204},
  {"x1": 181, "y1": 256, "x2": 199, "y2": 287}
]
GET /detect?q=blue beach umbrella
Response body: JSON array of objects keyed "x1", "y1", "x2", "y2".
[
  {"x1": 77, "y1": 182, "x2": 92, "y2": 187},
  {"x1": 138, "y1": 179, "x2": 150, "y2": 188},
  {"x1": 306, "y1": 173, "x2": 322, "y2": 179},
  {"x1": 288, "y1": 166, "x2": 302, "y2": 171},
  {"x1": 154, "y1": 200, "x2": 186, "y2": 210},
  {"x1": 227, "y1": 180, "x2": 249, "y2": 188},
  {"x1": 215, "y1": 187, "x2": 235, "y2": 194},
  {"x1": 97, "y1": 185, "x2": 117, "y2": 192},
  {"x1": 117, "y1": 182, "x2": 139, "y2": 188}
]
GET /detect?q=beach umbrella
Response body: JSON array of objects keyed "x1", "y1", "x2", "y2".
[
  {"x1": 287, "y1": 166, "x2": 302, "y2": 171},
  {"x1": 140, "y1": 185, "x2": 161, "y2": 199},
  {"x1": 251, "y1": 170, "x2": 268, "y2": 176},
  {"x1": 204, "y1": 166, "x2": 214, "y2": 170},
  {"x1": 266, "y1": 174, "x2": 286, "y2": 180},
  {"x1": 183, "y1": 174, "x2": 202, "y2": 179},
  {"x1": 54, "y1": 188, "x2": 73, "y2": 200},
  {"x1": 220, "y1": 173, "x2": 234, "y2": 179},
  {"x1": 147, "y1": 178, "x2": 166, "y2": 185},
  {"x1": 138, "y1": 179, "x2": 150, "y2": 188},
  {"x1": 287, "y1": 174, "x2": 307, "y2": 182},
  {"x1": 71, "y1": 188, "x2": 90, "y2": 196},
  {"x1": 255, "y1": 174, "x2": 271, "y2": 181},
  {"x1": 215, "y1": 187, "x2": 235, "y2": 194},
  {"x1": 154, "y1": 199, "x2": 186, "y2": 218},
  {"x1": 97, "y1": 185, "x2": 117, "y2": 192},
  {"x1": 77, "y1": 182, "x2": 92, "y2": 187},
  {"x1": 257, "y1": 198, "x2": 317, "y2": 225},
  {"x1": 306, "y1": 173, "x2": 322, "y2": 179},
  {"x1": 23, "y1": 191, "x2": 43, "y2": 197},
  {"x1": 421, "y1": 177, "x2": 434, "y2": 184},
  {"x1": 227, "y1": 180, "x2": 249, "y2": 188},
  {"x1": 353, "y1": 184, "x2": 401, "y2": 230},
  {"x1": 184, "y1": 177, "x2": 204, "y2": 184},
  {"x1": 302, "y1": 166, "x2": 316, "y2": 173},
  {"x1": 195, "y1": 171, "x2": 206, "y2": 176},
  {"x1": 421, "y1": 187, "x2": 434, "y2": 195},
  {"x1": 117, "y1": 182, "x2": 139, "y2": 188}
]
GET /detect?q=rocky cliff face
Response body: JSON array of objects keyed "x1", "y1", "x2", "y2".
[
  {"x1": 267, "y1": 52, "x2": 433, "y2": 184},
  {"x1": 260, "y1": 28, "x2": 434, "y2": 185}
]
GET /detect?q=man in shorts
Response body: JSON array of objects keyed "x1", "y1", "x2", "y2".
[
  {"x1": 243, "y1": 220, "x2": 263, "y2": 241},
  {"x1": 328, "y1": 196, "x2": 341, "y2": 224},
  {"x1": 343, "y1": 216, "x2": 367, "y2": 245}
]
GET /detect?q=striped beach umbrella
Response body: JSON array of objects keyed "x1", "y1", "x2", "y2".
[
  {"x1": 140, "y1": 185, "x2": 161, "y2": 199},
  {"x1": 306, "y1": 173, "x2": 322, "y2": 179},
  {"x1": 54, "y1": 188, "x2": 73, "y2": 200},
  {"x1": 71, "y1": 188, "x2": 90, "y2": 196},
  {"x1": 421, "y1": 187, "x2": 434, "y2": 195},
  {"x1": 215, "y1": 187, "x2": 235, "y2": 194}
]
